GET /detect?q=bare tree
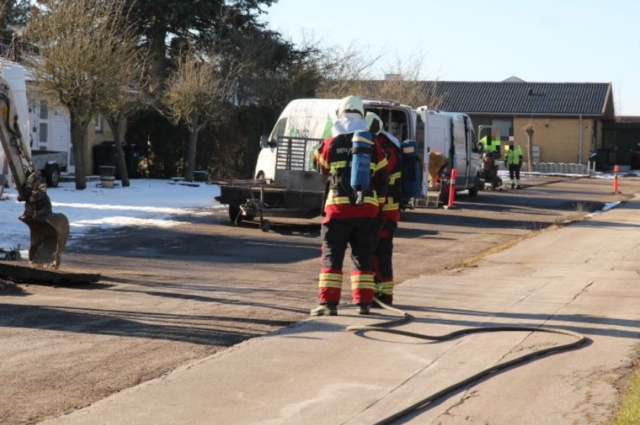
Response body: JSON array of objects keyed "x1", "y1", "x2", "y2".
[
  {"x1": 24, "y1": 0, "x2": 141, "y2": 190},
  {"x1": 103, "y1": 64, "x2": 152, "y2": 187},
  {"x1": 525, "y1": 124, "x2": 534, "y2": 172},
  {"x1": 163, "y1": 48, "x2": 243, "y2": 181},
  {"x1": 314, "y1": 42, "x2": 442, "y2": 108}
]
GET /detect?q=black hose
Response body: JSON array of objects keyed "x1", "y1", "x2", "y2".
[{"x1": 346, "y1": 299, "x2": 587, "y2": 425}]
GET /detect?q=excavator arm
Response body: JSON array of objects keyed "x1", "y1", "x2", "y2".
[{"x1": 0, "y1": 70, "x2": 69, "y2": 269}]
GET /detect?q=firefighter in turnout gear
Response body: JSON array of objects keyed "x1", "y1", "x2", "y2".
[
  {"x1": 311, "y1": 96, "x2": 389, "y2": 316},
  {"x1": 366, "y1": 112, "x2": 401, "y2": 306},
  {"x1": 505, "y1": 144, "x2": 524, "y2": 189}
]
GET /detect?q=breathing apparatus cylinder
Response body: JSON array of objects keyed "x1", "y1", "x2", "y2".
[
  {"x1": 401, "y1": 139, "x2": 421, "y2": 200},
  {"x1": 350, "y1": 130, "x2": 374, "y2": 205}
]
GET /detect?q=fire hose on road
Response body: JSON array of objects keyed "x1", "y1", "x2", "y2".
[{"x1": 346, "y1": 300, "x2": 587, "y2": 425}]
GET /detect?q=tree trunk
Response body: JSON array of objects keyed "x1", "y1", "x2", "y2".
[
  {"x1": 70, "y1": 112, "x2": 88, "y2": 190},
  {"x1": 147, "y1": 20, "x2": 167, "y2": 100},
  {"x1": 526, "y1": 125, "x2": 534, "y2": 173},
  {"x1": 184, "y1": 113, "x2": 200, "y2": 181},
  {"x1": 107, "y1": 113, "x2": 130, "y2": 187}
]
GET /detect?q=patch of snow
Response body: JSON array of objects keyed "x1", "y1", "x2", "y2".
[{"x1": 0, "y1": 179, "x2": 222, "y2": 250}]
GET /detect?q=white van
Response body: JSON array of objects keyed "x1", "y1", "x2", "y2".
[
  {"x1": 416, "y1": 107, "x2": 482, "y2": 196},
  {"x1": 254, "y1": 98, "x2": 416, "y2": 181}
]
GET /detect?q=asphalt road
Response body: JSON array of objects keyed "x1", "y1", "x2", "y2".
[{"x1": 0, "y1": 174, "x2": 638, "y2": 425}]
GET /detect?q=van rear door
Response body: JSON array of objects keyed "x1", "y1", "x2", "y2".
[{"x1": 451, "y1": 114, "x2": 468, "y2": 186}]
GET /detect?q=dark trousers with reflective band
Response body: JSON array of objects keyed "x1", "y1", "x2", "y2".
[
  {"x1": 373, "y1": 220, "x2": 398, "y2": 301},
  {"x1": 508, "y1": 164, "x2": 521, "y2": 184},
  {"x1": 318, "y1": 217, "x2": 377, "y2": 304}
]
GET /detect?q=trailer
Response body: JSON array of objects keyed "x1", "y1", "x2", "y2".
[
  {"x1": 31, "y1": 150, "x2": 68, "y2": 188},
  {"x1": 0, "y1": 149, "x2": 67, "y2": 189},
  {"x1": 215, "y1": 136, "x2": 326, "y2": 231}
]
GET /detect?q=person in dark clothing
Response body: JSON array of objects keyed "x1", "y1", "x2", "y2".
[
  {"x1": 366, "y1": 112, "x2": 402, "y2": 306},
  {"x1": 310, "y1": 96, "x2": 389, "y2": 316}
]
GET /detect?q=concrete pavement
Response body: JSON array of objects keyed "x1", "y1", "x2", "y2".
[{"x1": 42, "y1": 197, "x2": 640, "y2": 425}]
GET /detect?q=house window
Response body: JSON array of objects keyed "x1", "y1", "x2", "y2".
[{"x1": 94, "y1": 113, "x2": 103, "y2": 132}]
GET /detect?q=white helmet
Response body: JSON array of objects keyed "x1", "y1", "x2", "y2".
[
  {"x1": 365, "y1": 112, "x2": 383, "y2": 135},
  {"x1": 337, "y1": 95, "x2": 364, "y2": 118}
]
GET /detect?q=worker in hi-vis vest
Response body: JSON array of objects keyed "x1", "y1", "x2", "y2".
[
  {"x1": 479, "y1": 135, "x2": 501, "y2": 158},
  {"x1": 504, "y1": 144, "x2": 524, "y2": 189}
]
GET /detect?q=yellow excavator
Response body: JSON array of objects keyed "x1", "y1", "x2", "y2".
[{"x1": 0, "y1": 66, "x2": 69, "y2": 269}]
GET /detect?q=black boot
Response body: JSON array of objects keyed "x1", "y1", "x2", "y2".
[
  {"x1": 356, "y1": 302, "x2": 371, "y2": 315},
  {"x1": 310, "y1": 302, "x2": 338, "y2": 316}
]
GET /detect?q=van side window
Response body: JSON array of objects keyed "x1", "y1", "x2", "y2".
[{"x1": 270, "y1": 118, "x2": 288, "y2": 146}]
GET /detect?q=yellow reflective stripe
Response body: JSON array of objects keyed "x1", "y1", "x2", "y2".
[
  {"x1": 389, "y1": 172, "x2": 402, "y2": 184},
  {"x1": 352, "y1": 134, "x2": 374, "y2": 144},
  {"x1": 376, "y1": 158, "x2": 389, "y2": 171},
  {"x1": 320, "y1": 273, "x2": 343, "y2": 281},
  {"x1": 319, "y1": 272, "x2": 343, "y2": 289},
  {"x1": 326, "y1": 197, "x2": 380, "y2": 206},
  {"x1": 351, "y1": 273, "x2": 374, "y2": 289},
  {"x1": 330, "y1": 160, "x2": 347, "y2": 170},
  {"x1": 319, "y1": 281, "x2": 342, "y2": 289},
  {"x1": 374, "y1": 281, "x2": 394, "y2": 294},
  {"x1": 326, "y1": 197, "x2": 351, "y2": 205},
  {"x1": 378, "y1": 197, "x2": 386, "y2": 204},
  {"x1": 314, "y1": 152, "x2": 329, "y2": 169},
  {"x1": 383, "y1": 202, "x2": 399, "y2": 211},
  {"x1": 351, "y1": 274, "x2": 374, "y2": 283},
  {"x1": 325, "y1": 192, "x2": 380, "y2": 207}
]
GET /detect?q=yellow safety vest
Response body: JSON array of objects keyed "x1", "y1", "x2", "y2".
[
  {"x1": 505, "y1": 146, "x2": 523, "y2": 165},
  {"x1": 480, "y1": 136, "x2": 500, "y2": 153}
]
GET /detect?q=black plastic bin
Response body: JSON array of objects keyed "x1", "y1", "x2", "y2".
[{"x1": 93, "y1": 142, "x2": 139, "y2": 178}]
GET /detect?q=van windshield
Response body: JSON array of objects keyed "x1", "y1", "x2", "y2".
[{"x1": 269, "y1": 118, "x2": 288, "y2": 146}]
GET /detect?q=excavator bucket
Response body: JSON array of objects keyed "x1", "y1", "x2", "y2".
[
  {"x1": 22, "y1": 211, "x2": 70, "y2": 269},
  {"x1": 17, "y1": 176, "x2": 70, "y2": 268}
]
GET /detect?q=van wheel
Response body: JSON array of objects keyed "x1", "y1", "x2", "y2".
[
  {"x1": 468, "y1": 175, "x2": 481, "y2": 197},
  {"x1": 45, "y1": 164, "x2": 60, "y2": 188}
]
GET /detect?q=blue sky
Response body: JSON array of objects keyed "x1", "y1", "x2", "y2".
[{"x1": 262, "y1": 0, "x2": 640, "y2": 115}]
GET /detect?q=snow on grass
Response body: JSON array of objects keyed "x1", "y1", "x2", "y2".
[{"x1": 0, "y1": 179, "x2": 222, "y2": 250}]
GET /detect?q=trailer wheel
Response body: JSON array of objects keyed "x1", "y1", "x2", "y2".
[
  {"x1": 260, "y1": 219, "x2": 270, "y2": 232},
  {"x1": 229, "y1": 204, "x2": 243, "y2": 224},
  {"x1": 45, "y1": 164, "x2": 60, "y2": 188}
]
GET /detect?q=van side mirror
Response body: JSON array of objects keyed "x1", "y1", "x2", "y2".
[{"x1": 259, "y1": 135, "x2": 270, "y2": 149}]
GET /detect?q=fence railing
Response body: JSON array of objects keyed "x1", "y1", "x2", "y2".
[{"x1": 521, "y1": 162, "x2": 596, "y2": 175}]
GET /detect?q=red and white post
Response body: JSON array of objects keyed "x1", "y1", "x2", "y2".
[
  {"x1": 447, "y1": 169, "x2": 458, "y2": 208},
  {"x1": 613, "y1": 164, "x2": 619, "y2": 193}
]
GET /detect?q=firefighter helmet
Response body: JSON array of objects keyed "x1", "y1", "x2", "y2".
[
  {"x1": 365, "y1": 112, "x2": 383, "y2": 135},
  {"x1": 337, "y1": 95, "x2": 364, "y2": 118}
]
